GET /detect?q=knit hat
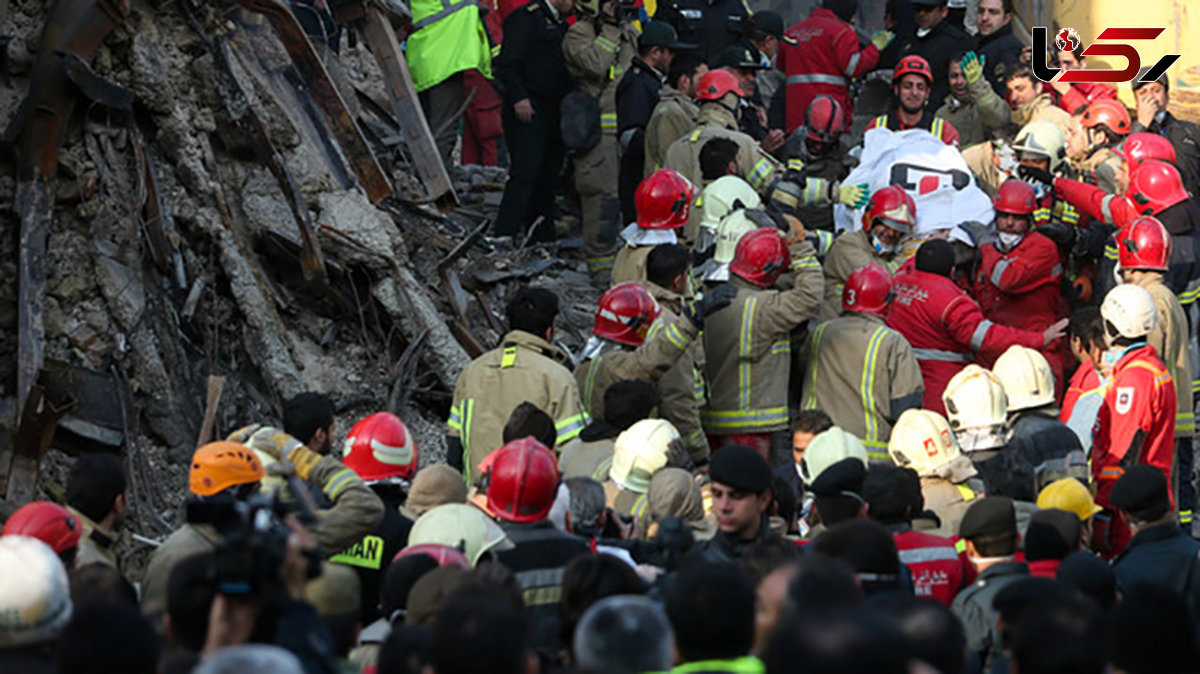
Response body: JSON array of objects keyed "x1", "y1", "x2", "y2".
[
  {"x1": 1024, "y1": 509, "x2": 1081, "y2": 562},
  {"x1": 401, "y1": 464, "x2": 468, "y2": 519},
  {"x1": 304, "y1": 563, "x2": 361, "y2": 619},
  {"x1": 710, "y1": 445, "x2": 773, "y2": 493},
  {"x1": 915, "y1": 239, "x2": 955, "y2": 277}
]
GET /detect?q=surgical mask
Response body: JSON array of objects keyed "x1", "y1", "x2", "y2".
[
  {"x1": 997, "y1": 232, "x2": 1024, "y2": 251},
  {"x1": 872, "y1": 235, "x2": 898, "y2": 256}
]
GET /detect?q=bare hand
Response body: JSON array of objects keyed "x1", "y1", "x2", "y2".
[
  {"x1": 760, "y1": 129, "x2": 786, "y2": 154},
  {"x1": 1043, "y1": 317, "x2": 1069, "y2": 346},
  {"x1": 202, "y1": 595, "x2": 262, "y2": 657},
  {"x1": 514, "y1": 98, "x2": 534, "y2": 123},
  {"x1": 1020, "y1": 45, "x2": 1033, "y2": 66},
  {"x1": 1136, "y1": 92, "x2": 1161, "y2": 128}
]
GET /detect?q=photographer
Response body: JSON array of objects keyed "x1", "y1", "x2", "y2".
[{"x1": 141, "y1": 435, "x2": 384, "y2": 615}]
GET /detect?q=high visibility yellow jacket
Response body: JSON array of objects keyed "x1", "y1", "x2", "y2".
[
  {"x1": 801, "y1": 312, "x2": 925, "y2": 460},
  {"x1": 644, "y1": 281, "x2": 710, "y2": 464},
  {"x1": 818, "y1": 230, "x2": 904, "y2": 322},
  {"x1": 563, "y1": 18, "x2": 639, "y2": 135},
  {"x1": 448, "y1": 330, "x2": 589, "y2": 480},
  {"x1": 664, "y1": 104, "x2": 782, "y2": 195},
  {"x1": 701, "y1": 242, "x2": 823, "y2": 435},
  {"x1": 406, "y1": 0, "x2": 492, "y2": 92},
  {"x1": 1131, "y1": 274, "x2": 1195, "y2": 438},
  {"x1": 576, "y1": 313, "x2": 699, "y2": 423},
  {"x1": 645, "y1": 85, "x2": 699, "y2": 176}
]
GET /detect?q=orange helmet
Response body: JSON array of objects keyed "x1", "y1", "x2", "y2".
[
  {"x1": 343, "y1": 412, "x2": 418, "y2": 482},
  {"x1": 189, "y1": 441, "x2": 266, "y2": 497},
  {"x1": 1, "y1": 502, "x2": 82, "y2": 555},
  {"x1": 843, "y1": 264, "x2": 893, "y2": 317},
  {"x1": 729, "y1": 228, "x2": 791, "y2": 287},
  {"x1": 862, "y1": 185, "x2": 917, "y2": 233},
  {"x1": 695, "y1": 69, "x2": 745, "y2": 101},
  {"x1": 635, "y1": 169, "x2": 695, "y2": 229},
  {"x1": 1080, "y1": 100, "x2": 1132, "y2": 136},
  {"x1": 593, "y1": 282, "x2": 662, "y2": 346},
  {"x1": 893, "y1": 55, "x2": 933, "y2": 85},
  {"x1": 486, "y1": 438, "x2": 560, "y2": 524},
  {"x1": 1126, "y1": 159, "x2": 1190, "y2": 216}
]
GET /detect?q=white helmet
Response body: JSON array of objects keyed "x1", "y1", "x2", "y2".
[
  {"x1": 610, "y1": 419, "x2": 684, "y2": 493},
  {"x1": 1101, "y1": 284, "x2": 1157, "y2": 342},
  {"x1": 942, "y1": 365, "x2": 1010, "y2": 451},
  {"x1": 1012, "y1": 120, "x2": 1067, "y2": 173},
  {"x1": 699, "y1": 176, "x2": 761, "y2": 232},
  {"x1": 993, "y1": 345, "x2": 1056, "y2": 412},
  {"x1": 799, "y1": 427, "x2": 868, "y2": 484},
  {"x1": 407, "y1": 503, "x2": 515, "y2": 566},
  {"x1": 888, "y1": 409, "x2": 978, "y2": 482},
  {"x1": 0, "y1": 535, "x2": 72, "y2": 648},
  {"x1": 714, "y1": 209, "x2": 774, "y2": 265}
]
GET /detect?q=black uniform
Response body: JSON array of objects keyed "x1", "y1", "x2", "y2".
[
  {"x1": 977, "y1": 22, "x2": 1023, "y2": 97},
  {"x1": 1136, "y1": 112, "x2": 1200, "y2": 196},
  {"x1": 495, "y1": 520, "x2": 592, "y2": 650},
  {"x1": 329, "y1": 494, "x2": 413, "y2": 623},
  {"x1": 616, "y1": 56, "x2": 667, "y2": 222},
  {"x1": 1007, "y1": 411, "x2": 1088, "y2": 488},
  {"x1": 654, "y1": 0, "x2": 749, "y2": 63},
  {"x1": 894, "y1": 19, "x2": 977, "y2": 109},
  {"x1": 1112, "y1": 522, "x2": 1200, "y2": 617},
  {"x1": 688, "y1": 513, "x2": 775, "y2": 564},
  {"x1": 493, "y1": 0, "x2": 573, "y2": 241}
]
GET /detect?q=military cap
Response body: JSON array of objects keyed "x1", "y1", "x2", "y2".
[
  {"x1": 710, "y1": 445, "x2": 772, "y2": 493},
  {"x1": 958, "y1": 496, "x2": 1016, "y2": 540},
  {"x1": 1110, "y1": 465, "x2": 1171, "y2": 522},
  {"x1": 808, "y1": 458, "x2": 866, "y2": 497}
]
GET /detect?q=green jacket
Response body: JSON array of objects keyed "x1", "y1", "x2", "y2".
[{"x1": 406, "y1": 0, "x2": 492, "y2": 91}]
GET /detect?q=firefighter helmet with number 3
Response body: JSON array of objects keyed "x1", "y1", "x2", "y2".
[{"x1": 842, "y1": 264, "x2": 893, "y2": 317}]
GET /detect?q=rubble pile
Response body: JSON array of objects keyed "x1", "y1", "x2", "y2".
[{"x1": 0, "y1": 0, "x2": 601, "y2": 575}]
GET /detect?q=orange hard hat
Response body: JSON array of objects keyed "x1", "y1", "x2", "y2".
[{"x1": 189, "y1": 441, "x2": 267, "y2": 497}]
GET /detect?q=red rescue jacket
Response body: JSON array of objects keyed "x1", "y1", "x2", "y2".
[
  {"x1": 1053, "y1": 177, "x2": 1139, "y2": 228},
  {"x1": 780, "y1": 8, "x2": 881, "y2": 134},
  {"x1": 893, "y1": 529, "x2": 970, "y2": 606}
]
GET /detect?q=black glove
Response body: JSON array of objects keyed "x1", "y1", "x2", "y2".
[
  {"x1": 1017, "y1": 164, "x2": 1055, "y2": 187},
  {"x1": 1039, "y1": 221, "x2": 1076, "y2": 252},
  {"x1": 685, "y1": 284, "x2": 738, "y2": 327}
]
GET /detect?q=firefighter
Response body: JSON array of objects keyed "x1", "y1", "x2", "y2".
[
  {"x1": 819, "y1": 184, "x2": 914, "y2": 322},
  {"x1": 973, "y1": 179, "x2": 1069, "y2": 391},
  {"x1": 612, "y1": 168, "x2": 693, "y2": 284},
  {"x1": 1006, "y1": 66, "x2": 1073, "y2": 139},
  {"x1": 643, "y1": 52, "x2": 706, "y2": 178},
  {"x1": 563, "y1": 0, "x2": 641, "y2": 279},
  {"x1": 559, "y1": 379, "x2": 658, "y2": 480},
  {"x1": 1115, "y1": 217, "x2": 1195, "y2": 530},
  {"x1": 694, "y1": 174, "x2": 761, "y2": 261},
  {"x1": 887, "y1": 239, "x2": 1065, "y2": 414},
  {"x1": 1010, "y1": 121, "x2": 1085, "y2": 239},
  {"x1": 1, "y1": 502, "x2": 81, "y2": 568},
  {"x1": 698, "y1": 207, "x2": 773, "y2": 284},
  {"x1": 936, "y1": 51, "x2": 1009, "y2": 148},
  {"x1": 447, "y1": 287, "x2": 589, "y2": 481},
  {"x1": 332, "y1": 412, "x2": 417, "y2": 623},
  {"x1": 701, "y1": 228, "x2": 823, "y2": 460},
  {"x1": 781, "y1": 95, "x2": 856, "y2": 233},
  {"x1": 576, "y1": 280, "x2": 734, "y2": 423},
  {"x1": 1077, "y1": 99, "x2": 1132, "y2": 194},
  {"x1": 1092, "y1": 284, "x2": 1177, "y2": 557},
  {"x1": 801, "y1": 264, "x2": 925, "y2": 461},
  {"x1": 605, "y1": 418, "x2": 689, "y2": 533},
  {"x1": 664, "y1": 70, "x2": 870, "y2": 210},
  {"x1": 992, "y1": 346, "x2": 1088, "y2": 491},
  {"x1": 866, "y1": 55, "x2": 961, "y2": 147},
  {"x1": 642, "y1": 244, "x2": 711, "y2": 465},
  {"x1": 942, "y1": 364, "x2": 1010, "y2": 460},
  {"x1": 778, "y1": 0, "x2": 894, "y2": 132},
  {"x1": 888, "y1": 409, "x2": 983, "y2": 539}
]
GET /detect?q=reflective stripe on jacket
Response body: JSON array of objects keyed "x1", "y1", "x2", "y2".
[{"x1": 407, "y1": 0, "x2": 492, "y2": 91}]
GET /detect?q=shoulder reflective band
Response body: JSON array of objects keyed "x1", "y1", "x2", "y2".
[
  {"x1": 874, "y1": 115, "x2": 887, "y2": 128},
  {"x1": 786, "y1": 158, "x2": 806, "y2": 173},
  {"x1": 601, "y1": 112, "x2": 618, "y2": 131},
  {"x1": 594, "y1": 35, "x2": 618, "y2": 54},
  {"x1": 897, "y1": 545, "x2": 961, "y2": 564},
  {"x1": 592, "y1": 456, "x2": 614, "y2": 481},
  {"x1": 786, "y1": 73, "x2": 849, "y2": 87},
  {"x1": 748, "y1": 158, "x2": 773, "y2": 190},
  {"x1": 413, "y1": 0, "x2": 475, "y2": 31},
  {"x1": 500, "y1": 342, "x2": 518, "y2": 368},
  {"x1": 912, "y1": 348, "x2": 971, "y2": 362},
  {"x1": 931, "y1": 118, "x2": 944, "y2": 138},
  {"x1": 970, "y1": 320, "x2": 994, "y2": 351},
  {"x1": 583, "y1": 357, "x2": 603, "y2": 411},
  {"x1": 844, "y1": 52, "x2": 861, "y2": 77},
  {"x1": 556, "y1": 413, "x2": 589, "y2": 443},
  {"x1": 330, "y1": 535, "x2": 386, "y2": 570}
]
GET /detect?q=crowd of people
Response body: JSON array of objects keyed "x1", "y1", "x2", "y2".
[{"x1": 4, "y1": 0, "x2": 1200, "y2": 672}]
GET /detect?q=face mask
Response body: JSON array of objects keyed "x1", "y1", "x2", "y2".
[
  {"x1": 997, "y1": 232, "x2": 1024, "y2": 251},
  {"x1": 872, "y1": 235, "x2": 898, "y2": 256}
]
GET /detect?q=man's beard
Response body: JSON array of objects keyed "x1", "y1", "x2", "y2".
[{"x1": 900, "y1": 98, "x2": 924, "y2": 115}]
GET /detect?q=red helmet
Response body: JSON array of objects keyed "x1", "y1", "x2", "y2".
[
  {"x1": 862, "y1": 185, "x2": 917, "y2": 233},
  {"x1": 342, "y1": 412, "x2": 418, "y2": 482},
  {"x1": 593, "y1": 282, "x2": 662, "y2": 346},
  {"x1": 729, "y1": 228, "x2": 791, "y2": 287},
  {"x1": 696, "y1": 69, "x2": 745, "y2": 101},
  {"x1": 1126, "y1": 160, "x2": 1190, "y2": 216},
  {"x1": 2, "y1": 501, "x2": 82, "y2": 555},
  {"x1": 993, "y1": 179, "x2": 1037, "y2": 216},
  {"x1": 635, "y1": 169, "x2": 695, "y2": 229},
  {"x1": 486, "y1": 437, "x2": 560, "y2": 524},
  {"x1": 893, "y1": 55, "x2": 933, "y2": 85},
  {"x1": 394, "y1": 543, "x2": 472, "y2": 569},
  {"x1": 1118, "y1": 216, "x2": 1172, "y2": 272},
  {"x1": 1114, "y1": 133, "x2": 1177, "y2": 171},
  {"x1": 843, "y1": 264, "x2": 893, "y2": 317},
  {"x1": 804, "y1": 95, "x2": 847, "y2": 144},
  {"x1": 1080, "y1": 100, "x2": 1132, "y2": 136}
]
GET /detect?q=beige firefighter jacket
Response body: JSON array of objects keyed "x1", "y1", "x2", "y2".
[
  {"x1": 935, "y1": 73, "x2": 1010, "y2": 148},
  {"x1": 917, "y1": 476, "x2": 980, "y2": 539},
  {"x1": 645, "y1": 85, "x2": 700, "y2": 177},
  {"x1": 1132, "y1": 274, "x2": 1195, "y2": 437},
  {"x1": 1011, "y1": 94, "x2": 1073, "y2": 139},
  {"x1": 1078, "y1": 146, "x2": 1123, "y2": 194},
  {"x1": 644, "y1": 280, "x2": 710, "y2": 463},
  {"x1": 563, "y1": 18, "x2": 639, "y2": 135},
  {"x1": 800, "y1": 312, "x2": 925, "y2": 460},
  {"x1": 449, "y1": 330, "x2": 589, "y2": 480},
  {"x1": 701, "y1": 241, "x2": 823, "y2": 435},
  {"x1": 576, "y1": 312, "x2": 699, "y2": 423},
  {"x1": 67, "y1": 507, "x2": 120, "y2": 570},
  {"x1": 611, "y1": 243, "x2": 654, "y2": 285},
  {"x1": 558, "y1": 436, "x2": 617, "y2": 480},
  {"x1": 664, "y1": 104, "x2": 783, "y2": 195},
  {"x1": 817, "y1": 230, "x2": 904, "y2": 322},
  {"x1": 604, "y1": 480, "x2": 653, "y2": 535}
]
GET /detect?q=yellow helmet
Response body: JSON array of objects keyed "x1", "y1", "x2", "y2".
[
  {"x1": 993, "y1": 345, "x2": 1055, "y2": 412},
  {"x1": 942, "y1": 365, "x2": 1009, "y2": 452},
  {"x1": 700, "y1": 176, "x2": 761, "y2": 232},
  {"x1": 888, "y1": 409, "x2": 977, "y2": 482},
  {"x1": 1037, "y1": 478, "x2": 1103, "y2": 522},
  {"x1": 408, "y1": 504, "x2": 515, "y2": 566}
]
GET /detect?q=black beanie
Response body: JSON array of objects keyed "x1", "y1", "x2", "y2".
[
  {"x1": 915, "y1": 239, "x2": 955, "y2": 278},
  {"x1": 823, "y1": 0, "x2": 858, "y2": 22}
]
